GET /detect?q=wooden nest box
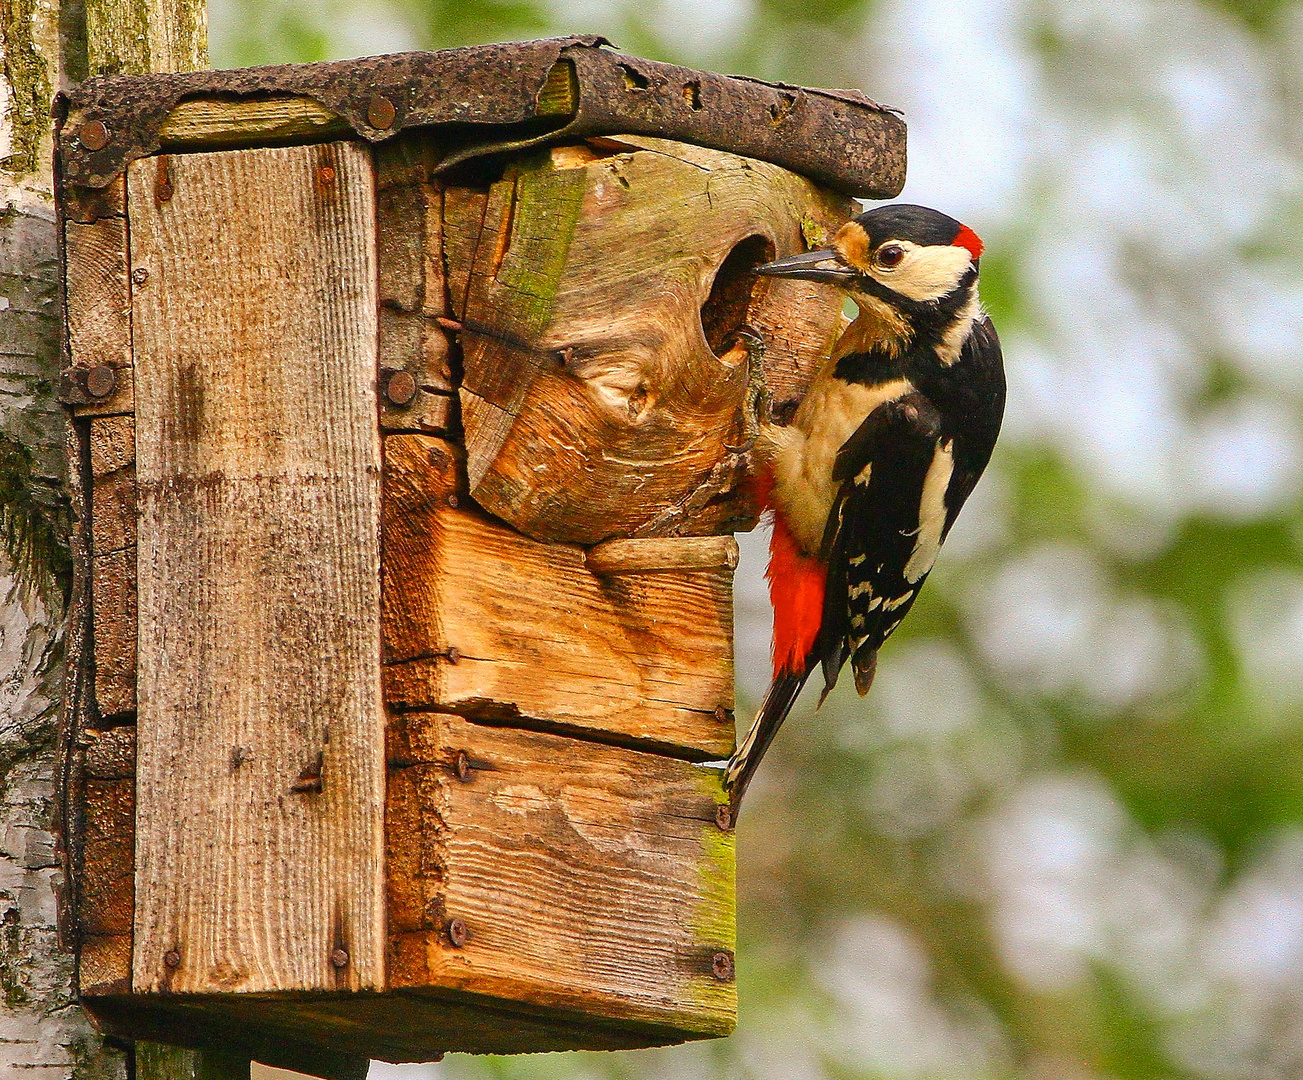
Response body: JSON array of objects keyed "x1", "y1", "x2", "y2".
[{"x1": 56, "y1": 37, "x2": 905, "y2": 1069}]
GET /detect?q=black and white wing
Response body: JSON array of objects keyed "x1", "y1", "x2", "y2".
[{"x1": 816, "y1": 391, "x2": 951, "y2": 698}]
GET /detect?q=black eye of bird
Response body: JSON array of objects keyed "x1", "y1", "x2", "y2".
[{"x1": 875, "y1": 244, "x2": 905, "y2": 269}]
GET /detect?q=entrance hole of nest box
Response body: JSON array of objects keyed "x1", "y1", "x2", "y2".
[{"x1": 701, "y1": 234, "x2": 775, "y2": 362}]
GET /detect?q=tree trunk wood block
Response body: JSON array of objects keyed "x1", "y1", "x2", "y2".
[
  {"x1": 386, "y1": 712, "x2": 735, "y2": 1041},
  {"x1": 455, "y1": 136, "x2": 853, "y2": 544},
  {"x1": 127, "y1": 141, "x2": 387, "y2": 996},
  {"x1": 59, "y1": 42, "x2": 907, "y2": 1062},
  {"x1": 383, "y1": 434, "x2": 735, "y2": 759}
]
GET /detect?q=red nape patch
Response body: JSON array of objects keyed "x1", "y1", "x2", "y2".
[
  {"x1": 953, "y1": 224, "x2": 984, "y2": 260},
  {"x1": 767, "y1": 510, "x2": 827, "y2": 678}
]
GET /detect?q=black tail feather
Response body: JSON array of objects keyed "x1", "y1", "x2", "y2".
[{"x1": 725, "y1": 664, "x2": 814, "y2": 818}]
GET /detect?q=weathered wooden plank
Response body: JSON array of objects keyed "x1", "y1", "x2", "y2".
[
  {"x1": 127, "y1": 142, "x2": 385, "y2": 995},
  {"x1": 159, "y1": 97, "x2": 350, "y2": 148},
  {"x1": 79, "y1": 726, "x2": 137, "y2": 996},
  {"x1": 440, "y1": 186, "x2": 490, "y2": 320},
  {"x1": 64, "y1": 173, "x2": 127, "y2": 224},
  {"x1": 387, "y1": 712, "x2": 736, "y2": 1037},
  {"x1": 91, "y1": 416, "x2": 138, "y2": 719},
  {"x1": 376, "y1": 154, "x2": 456, "y2": 435},
  {"x1": 586, "y1": 536, "x2": 739, "y2": 575},
  {"x1": 456, "y1": 137, "x2": 853, "y2": 543},
  {"x1": 382, "y1": 435, "x2": 735, "y2": 759},
  {"x1": 65, "y1": 215, "x2": 134, "y2": 416}
]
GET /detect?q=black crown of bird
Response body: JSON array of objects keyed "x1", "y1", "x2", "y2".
[{"x1": 725, "y1": 203, "x2": 1007, "y2": 816}]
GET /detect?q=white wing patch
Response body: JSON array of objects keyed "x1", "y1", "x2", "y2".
[
  {"x1": 854, "y1": 463, "x2": 872, "y2": 487},
  {"x1": 903, "y1": 439, "x2": 954, "y2": 584}
]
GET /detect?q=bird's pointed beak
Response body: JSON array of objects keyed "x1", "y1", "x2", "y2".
[{"x1": 755, "y1": 248, "x2": 857, "y2": 285}]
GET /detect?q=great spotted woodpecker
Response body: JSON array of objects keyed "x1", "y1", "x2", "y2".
[{"x1": 724, "y1": 204, "x2": 1006, "y2": 814}]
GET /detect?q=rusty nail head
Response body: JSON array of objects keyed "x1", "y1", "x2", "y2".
[
  {"x1": 454, "y1": 749, "x2": 471, "y2": 781},
  {"x1": 386, "y1": 369, "x2": 417, "y2": 405},
  {"x1": 78, "y1": 120, "x2": 109, "y2": 150},
  {"x1": 318, "y1": 165, "x2": 336, "y2": 186},
  {"x1": 715, "y1": 803, "x2": 733, "y2": 831},
  {"x1": 85, "y1": 366, "x2": 116, "y2": 399},
  {"x1": 331, "y1": 947, "x2": 349, "y2": 968},
  {"x1": 446, "y1": 645, "x2": 461, "y2": 664},
  {"x1": 132, "y1": 267, "x2": 149, "y2": 286},
  {"x1": 446, "y1": 494, "x2": 459, "y2": 509},
  {"x1": 157, "y1": 180, "x2": 174, "y2": 202},
  {"x1": 163, "y1": 949, "x2": 181, "y2": 969},
  {"x1": 711, "y1": 951, "x2": 734, "y2": 981},
  {"x1": 714, "y1": 705, "x2": 729, "y2": 723},
  {"x1": 367, "y1": 95, "x2": 397, "y2": 130},
  {"x1": 448, "y1": 918, "x2": 468, "y2": 947},
  {"x1": 440, "y1": 363, "x2": 453, "y2": 380}
]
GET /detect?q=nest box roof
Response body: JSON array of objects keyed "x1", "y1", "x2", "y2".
[{"x1": 56, "y1": 36, "x2": 907, "y2": 197}]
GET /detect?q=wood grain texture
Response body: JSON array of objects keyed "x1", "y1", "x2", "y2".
[
  {"x1": 382, "y1": 435, "x2": 735, "y2": 759},
  {"x1": 375, "y1": 148, "x2": 458, "y2": 433},
  {"x1": 79, "y1": 727, "x2": 137, "y2": 996},
  {"x1": 159, "y1": 97, "x2": 350, "y2": 148},
  {"x1": 65, "y1": 216, "x2": 134, "y2": 417},
  {"x1": 387, "y1": 712, "x2": 736, "y2": 1038},
  {"x1": 586, "y1": 536, "x2": 740, "y2": 575},
  {"x1": 91, "y1": 416, "x2": 137, "y2": 718},
  {"x1": 127, "y1": 142, "x2": 385, "y2": 995},
  {"x1": 455, "y1": 136, "x2": 853, "y2": 544}
]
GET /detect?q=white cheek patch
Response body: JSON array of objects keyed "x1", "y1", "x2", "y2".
[
  {"x1": 870, "y1": 243, "x2": 973, "y2": 303},
  {"x1": 904, "y1": 439, "x2": 954, "y2": 583}
]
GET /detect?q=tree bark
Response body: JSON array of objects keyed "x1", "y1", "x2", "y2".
[{"x1": 0, "y1": 0, "x2": 205, "y2": 1075}]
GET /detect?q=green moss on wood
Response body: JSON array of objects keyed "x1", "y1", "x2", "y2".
[{"x1": 493, "y1": 152, "x2": 588, "y2": 337}]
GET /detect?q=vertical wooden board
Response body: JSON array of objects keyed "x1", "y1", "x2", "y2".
[
  {"x1": 91, "y1": 416, "x2": 138, "y2": 718},
  {"x1": 79, "y1": 727, "x2": 138, "y2": 996},
  {"x1": 387, "y1": 713, "x2": 736, "y2": 1037},
  {"x1": 382, "y1": 435, "x2": 735, "y2": 759},
  {"x1": 127, "y1": 142, "x2": 385, "y2": 995},
  {"x1": 65, "y1": 214, "x2": 135, "y2": 416}
]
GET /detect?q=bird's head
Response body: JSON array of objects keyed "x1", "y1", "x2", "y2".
[{"x1": 756, "y1": 204, "x2": 982, "y2": 312}]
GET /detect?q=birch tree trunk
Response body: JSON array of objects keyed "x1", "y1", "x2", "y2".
[{"x1": 0, "y1": 4, "x2": 205, "y2": 1075}]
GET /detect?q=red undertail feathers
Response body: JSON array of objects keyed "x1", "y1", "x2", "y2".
[{"x1": 756, "y1": 470, "x2": 826, "y2": 678}]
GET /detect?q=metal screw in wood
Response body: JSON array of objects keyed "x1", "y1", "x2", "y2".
[
  {"x1": 78, "y1": 120, "x2": 109, "y2": 150},
  {"x1": 367, "y1": 95, "x2": 397, "y2": 130},
  {"x1": 385, "y1": 370, "x2": 417, "y2": 405},
  {"x1": 85, "y1": 365, "x2": 117, "y2": 398},
  {"x1": 447, "y1": 918, "x2": 468, "y2": 948},
  {"x1": 132, "y1": 267, "x2": 149, "y2": 285},
  {"x1": 711, "y1": 951, "x2": 734, "y2": 981},
  {"x1": 331, "y1": 948, "x2": 350, "y2": 968}
]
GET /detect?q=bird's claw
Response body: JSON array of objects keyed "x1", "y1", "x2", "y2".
[{"x1": 724, "y1": 325, "x2": 771, "y2": 453}]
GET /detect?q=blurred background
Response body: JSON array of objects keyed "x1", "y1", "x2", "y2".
[{"x1": 217, "y1": 2, "x2": 1303, "y2": 1077}]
